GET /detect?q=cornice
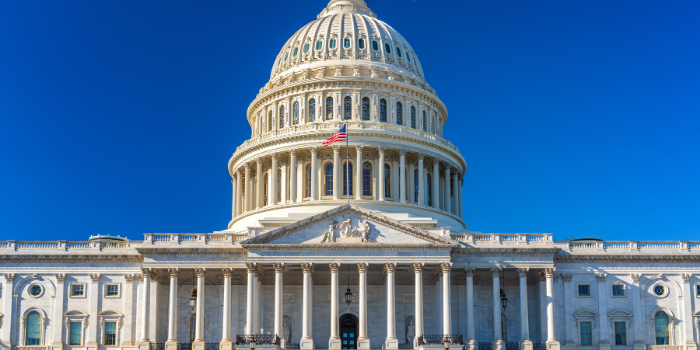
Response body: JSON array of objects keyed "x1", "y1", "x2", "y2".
[
  {"x1": 135, "y1": 248, "x2": 247, "y2": 257},
  {"x1": 452, "y1": 248, "x2": 561, "y2": 257},
  {"x1": 243, "y1": 244, "x2": 453, "y2": 251},
  {"x1": 0, "y1": 255, "x2": 143, "y2": 263},
  {"x1": 555, "y1": 255, "x2": 700, "y2": 263}
]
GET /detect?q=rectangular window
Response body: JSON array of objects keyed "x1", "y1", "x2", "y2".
[
  {"x1": 104, "y1": 322, "x2": 117, "y2": 346},
  {"x1": 578, "y1": 284, "x2": 591, "y2": 297},
  {"x1": 71, "y1": 284, "x2": 85, "y2": 297},
  {"x1": 614, "y1": 321, "x2": 627, "y2": 345},
  {"x1": 105, "y1": 284, "x2": 119, "y2": 298},
  {"x1": 70, "y1": 322, "x2": 82, "y2": 346},
  {"x1": 580, "y1": 321, "x2": 592, "y2": 345},
  {"x1": 612, "y1": 284, "x2": 625, "y2": 297}
]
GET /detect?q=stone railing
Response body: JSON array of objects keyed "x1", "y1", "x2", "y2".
[
  {"x1": 451, "y1": 233, "x2": 553, "y2": 245},
  {"x1": 143, "y1": 233, "x2": 248, "y2": 244},
  {"x1": 567, "y1": 240, "x2": 700, "y2": 252},
  {"x1": 418, "y1": 334, "x2": 464, "y2": 345},
  {"x1": 648, "y1": 346, "x2": 682, "y2": 350},
  {"x1": 235, "y1": 334, "x2": 280, "y2": 345},
  {"x1": 0, "y1": 241, "x2": 132, "y2": 251}
]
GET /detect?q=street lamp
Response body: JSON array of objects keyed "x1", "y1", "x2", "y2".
[{"x1": 345, "y1": 265, "x2": 353, "y2": 305}]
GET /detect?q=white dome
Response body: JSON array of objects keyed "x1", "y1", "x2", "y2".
[{"x1": 270, "y1": 0, "x2": 426, "y2": 82}]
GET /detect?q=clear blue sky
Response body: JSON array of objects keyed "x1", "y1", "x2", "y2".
[{"x1": 1, "y1": 0, "x2": 698, "y2": 242}]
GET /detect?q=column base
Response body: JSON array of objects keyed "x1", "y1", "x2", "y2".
[
  {"x1": 193, "y1": 340, "x2": 207, "y2": 350},
  {"x1": 685, "y1": 341, "x2": 697, "y2": 350},
  {"x1": 598, "y1": 340, "x2": 611, "y2": 350},
  {"x1": 49, "y1": 341, "x2": 63, "y2": 350},
  {"x1": 521, "y1": 339, "x2": 533, "y2": 350},
  {"x1": 561, "y1": 340, "x2": 576, "y2": 350},
  {"x1": 220, "y1": 340, "x2": 234, "y2": 350},
  {"x1": 329, "y1": 337, "x2": 342, "y2": 350},
  {"x1": 493, "y1": 339, "x2": 505, "y2": 350},
  {"x1": 300, "y1": 337, "x2": 315, "y2": 350},
  {"x1": 165, "y1": 340, "x2": 179, "y2": 350},
  {"x1": 357, "y1": 336, "x2": 370, "y2": 350},
  {"x1": 546, "y1": 340, "x2": 561, "y2": 350},
  {"x1": 465, "y1": 339, "x2": 478, "y2": 350},
  {"x1": 137, "y1": 341, "x2": 151, "y2": 350},
  {"x1": 632, "y1": 341, "x2": 646, "y2": 350},
  {"x1": 385, "y1": 337, "x2": 399, "y2": 349}
]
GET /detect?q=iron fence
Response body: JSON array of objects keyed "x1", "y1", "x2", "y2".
[
  {"x1": 236, "y1": 334, "x2": 280, "y2": 345},
  {"x1": 506, "y1": 343, "x2": 520, "y2": 350},
  {"x1": 478, "y1": 343, "x2": 493, "y2": 350},
  {"x1": 418, "y1": 334, "x2": 464, "y2": 345},
  {"x1": 533, "y1": 343, "x2": 547, "y2": 350}
]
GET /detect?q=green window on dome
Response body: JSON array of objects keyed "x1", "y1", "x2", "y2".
[
  {"x1": 330, "y1": 38, "x2": 337, "y2": 49},
  {"x1": 372, "y1": 40, "x2": 379, "y2": 51},
  {"x1": 384, "y1": 43, "x2": 391, "y2": 53},
  {"x1": 358, "y1": 39, "x2": 365, "y2": 49},
  {"x1": 316, "y1": 40, "x2": 323, "y2": 50},
  {"x1": 284, "y1": 52, "x2": 289, "y2": 61},
  {"x1": 397, "y1": 47, "x2": 402, "y2": 58},
  {"x1": 293, "y1": 47, "x2": 299, "y2": 57},
  {"x1": 303, "y1": 43, "x2": 310, "y2": 53},
  {"x1": 344, "y1": 38, "x2": 351, "y2": 48},
  {"x1": 407, "y1": 53, "x2": 411, "y2": 62}
]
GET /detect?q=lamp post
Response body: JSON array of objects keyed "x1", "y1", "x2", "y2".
[{"x1": 345, "y1": 264, "x2": 353, "y2": 305}]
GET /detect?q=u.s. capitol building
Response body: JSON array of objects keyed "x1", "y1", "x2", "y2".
[{"x1": 2, "y1": 2, "x2": 698, "y2": 350}]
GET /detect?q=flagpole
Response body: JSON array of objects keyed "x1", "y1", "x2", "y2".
[{"x1": 346, "y1": 122, "x2": 349, "y2": 206}]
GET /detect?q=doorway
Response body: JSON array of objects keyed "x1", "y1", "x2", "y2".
[{"x1": 340, "y1": 314, "x2": 358, "y2": 349}]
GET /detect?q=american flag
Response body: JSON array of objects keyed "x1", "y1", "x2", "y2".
[{"x1": 322, "y1": 124, "x2": 347, "y2": 147}]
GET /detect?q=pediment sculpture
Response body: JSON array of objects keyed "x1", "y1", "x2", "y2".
[{"x1": 321, "y1": 216, "x2": 374, "y2": 244}]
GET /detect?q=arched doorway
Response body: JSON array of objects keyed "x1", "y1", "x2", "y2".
[{"x1": 340, "y1": 314, "x2": 358, "y2": 349}]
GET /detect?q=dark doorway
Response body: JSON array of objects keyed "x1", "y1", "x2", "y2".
[{"x1": 340, "y1": 314, "x2": 358, "y2": 349}]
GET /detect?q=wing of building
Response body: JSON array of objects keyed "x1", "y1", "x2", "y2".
[{"x1": 2, "y1": 2, "x2": 699, "y2": 350}]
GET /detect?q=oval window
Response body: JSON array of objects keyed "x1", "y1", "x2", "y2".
[
  {"x1": 372, "y1": 40, "x2": 379, "y2": 51},
  {"x1": 344, "y1": 38, "x2": 351, "y2": 48},
  {"x1": 29, "y1": 285, "x2": 42, "y2": 297},
  {"x1": 358, "y1": 39, "x2": 365, "y2": 49},
  {"x1": 303, "y1": 43, "x2": 310, "y2": 54},
  {"x1": 316, "y1": 40, "x2": 323, "y2": 50},
  {"x1": 293, "y1": 47, "x2": 299, "y2": 57},
  {"x1": 330, "y1": 38, "x2": 337, "y2": 49},
  {"x1": 284, "y1": 52, "x2": 289, "y2": 61},
  {"x1": 397, "y1": 47, "x2": 402, "y2": 57},
  {"x1": 385, "y1": 43, "x2": 391, "y2": 54}
]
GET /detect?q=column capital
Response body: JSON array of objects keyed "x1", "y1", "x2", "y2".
[
  {"x1": 150, "y1": 270, "x2": 160, "y2": 279},
  {"x1": 88, "y1": 273, "x2": 101, "y2": 283},
  {"x1": 385, "y1": 263, "x2": 397, "y2": 273},
  {"x1": 630, "y1": 273, "x2": 641, "y2": 283},
  {"x1": 399, "y1": 149, "x2": 407, "y2": 156},
  {"x1": 357, "y1": 262, "x2": 369, "y2": 273},
  {"x1": 273, "y1": 263, "x2": 286, "y2": 273},
  {"x1": 412, "y1": 262, "x2": 425, "y2": 273},
  {"x1": 465, "y1": 268, "x2": 475, "y2": 277},
  {"x1": 329, "y1": 263, "x2": 341, "y2": 272},
  {"x1": 491, "y1": 267, "x2": 502, "y2": 278},
  {"x1": 417, "y1": 153, "x2": 425, "y2": 161},
  {"x1": 543, "y1": 268, "x2": 556, "y2": 278},
  {"x1": 355, "y1": 145, "x2": 364, "y2": 152},
  {"x1": 440, "y1": 262, "x2": 452, "y2": 274},
  {"x1": 378, "y1": 146, "x2": 386, "y2": 154},
  {"x1": 517, "y1": 268, "x2": 529, "y2": 278},
  {"x1": 222, "y1": 268, "x2": 234, "y2": 278},
  {"x1": 560, "y1": 273, "x2": 573, "y2": 282},
  {"x1": 168, "y1": 268, "x2": 180, "y2": 278},
  {"x1": 310, "y1": 146, "x2": 318, "y2": 153},
  {"x1": 680, "y1": 273, "x2": 692, "y2": 282},
  {"x1": 195, "y1": 268, "x2": 208, "y2": 278},
  {"x1": 301, "y1": 262, "x2": 314, "y2": 273},
  {"x1": 256, "y1": 158, "x2": 263, "y2": 165},
  {"x1": 244, "y1": 164, "x2": 249, "y2": 170},
  {"x1": 271, "y1": 153, "x2": 278, "y2": 161},
  {"x1": 332, "y1": 144, "x2": 341, "y2": 152},
  {"x1": 245, "y1": 262, "x2": 257, "y2": 273},
  {"x1": 141, "y1": 267, "x2": 152, "y2": 277},
  {"x1": 290, "y1": 149, "x2": 297, "y2": 157},
  {"x1": 55, "y1": 273, "x2": 66, "y2": 282}
]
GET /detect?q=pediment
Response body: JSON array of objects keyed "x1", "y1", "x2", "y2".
[
  {"x1": 99, "y1": 310, "x2": 124, "y2": 318},
  {"x1": 574, "y1": 310, "x2": 598, "y2": 318},
  {"x1": 64, "y1": 310, "x2": 89, "y2": 317},
  {"x1": 242, "y1": 205, "x2": 454, "y2": 248}
]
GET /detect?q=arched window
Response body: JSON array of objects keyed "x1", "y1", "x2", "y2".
[
  {"x1": 344, "y1": 38, "x2": 351, "y2": 48},
  {"x1": 324, "y1": 163, "x2": 334, "y2": 196},
  {"x1": 284, "y1": 52, "x2": 289, "y2": 62},
  {"x1": 361, "y1": 97, "x2": 370, "y2": 121},
  {"x1": 344, "y1": 96, "x2": 352, "y2": 120},
  {"x1": 396, "y1": 102, "x2": 403, "y2": 125},
  {"x1": 293, "y1": 102, "x2": 300, "y2": 125},
  {"x1": 343, "y1": 161, "x2": 353, "y2": 196},
  {"x1": 363, "y1": 162, "x2": 372, "y2": 196},
  {"x1": 372, "y1": 40, "x2": 379, "y2": 51},
  {"x1": 655, "y1": 311, "x2": 670, "y2": 345},
  {"x1": 410, "y1": 106, "x2": 416, "y2": 128},
  {"x1": 303, "y1": 43, "x2": 310, "y2": 54},
  {"x1": 422, "y1": 110, "x2": 427, "y2": 131},
  {"x1": 316, "y1": 40, "x2": 323, "y2": 50},
  {"x1": 397, "y1": 47, "x2": 402, "y2": 58},
  {"x1": 379, "y1": 99, "x2": 387, "y2": 122},
  {"x1": 293, "y1": 47, "x2": 299, "y2": 57},
  {"x1": 306, "y1": 164, "x2": 312, "y2": 198},
  {"x1": 268, "y1": 111, "x2": 273, "y2": 132},
  {"x1": 358, "y1": 39, "x2": 365, "y2": 49},
  {"x1": 190, "y1": 314, "x2": 196, "y2": 343},
  {"x1": 308, "y1": 99, "x2": 316, "y2": 122},
  {"x1": 414, "y1": 169, "x2": 419, "y2": 202},
  {"x1": 279, "y1": 106, "x2": 285, "y2": 128},
  {"x1": 330, "y1": 38, "x2": 337, "y2": 49},
  {"x1": 407, "y1": 53, "x2": 411, "y2": 62},
  {"x1": 326, "y1": 97, "x2": 334, "y2": 120},
  {"x1": 384, "y1": 165, "x2": 391, "y2": 199},
  {"x1": 26, "y1": 311, "x2": 42, "y2": 345},
  {"x1": 384, "y1": 43, "x2": 391, "y2": 54},
  {"x1": 426, "y1": 173, "x2": 432, "y2": 206}
]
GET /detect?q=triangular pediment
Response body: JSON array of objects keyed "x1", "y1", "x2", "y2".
[{"x1": 241, "y1": 205, "x2": 454, "y2": 248}]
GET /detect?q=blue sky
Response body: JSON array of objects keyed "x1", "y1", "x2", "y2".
[{"x1": 1, "y1": 0, "x2": 698, "y2": 241}]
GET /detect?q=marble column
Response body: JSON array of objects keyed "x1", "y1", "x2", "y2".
[
  {"x1": 432, "y1": 159, "x2": 440, "y2": 209},
  {"x1": 280, "y1": 162, "x2": 287, "y2": 203},
  {"x1": 452, "y1": 171, "x2": 459, "y2": 215},
  {"x1": 290, "y1": 150, "x2": 298, "y2": 203},
  {"x1": 231, "y1": 177, "x2": 237, "y2": 219},
  {"x1": 301, "y1": 263, "x2": 314, "y2": 349},
  {"x1": 417, "y1": 155, "x2": 425, "y2": 206},
  {"x1": 465, "y1": 268, "x2": 477, "y2": 350},
  {"x1": 492, "y1": 268, "x2": 504, "y2": 350},
  {"x1": 518, "y1": 268, "x2": 532, "y2": 350},
  {"x1": 357, "y1": 263, "x2": 370, "y2": 349},
  {"x1": 561, "y1": 274, "x2": 576, "y2": 350},
  {"x1": 441, "y1": 263, "x2": 452, "y2": 337},
  {"x1": 391, "y1": 156, "x2": 399, "y2": 201},
  {"x1": 399, "y1": 150, "x2": 407, "y2": 203},
  {"x1": 256, "y1": 159, "x2": 263, "y2": 209},
  {"x1": 385, "y1": 263, "x2": 398, "y2": 349},
  {"x1": 378, "y1": 147, "x2": 386, "y2": 201},
  {"x1": 333, "y1": 145, "x2": 340, "y2": 199},
  {"x1": 0, "y1": 274, "x2": 15, "y2": 350},
  {"x1": 329, "y1": 263, "x2": 341, "y2": 349},
  {"x1": 355, "y1": 145, "x2": 363, "y2": 200},
  {"x1": 244, "y1": 165, "x2": 250, "y2": 212},
  {"x1": 545, "y1": 269, "x2": 560, "y2": 350},
  {"x1": 221, "y1": 268, "x2": 234, "y2": 350},
  {"x1": 245, "y1": 263, "x2": 256, "y2": 335},
  {"x1": 254, "y1": 268, "x2": 263, "y2": 334},
  {"x1": 596, "y1": 273, "x2": 610, "y2": 350},
  {"x1": 193, "y1": 268, "x2": 207, "y2": 350},
  {"x1": 458, "y1": 177, "x2": 463, "y2": 217},
  {"x1": 51, "y1": 274, "x2": 66, "y2": 350},
  {"x1": 166, "y1": 268, "x2": 179, "y2": 348},
  {"x1": 413, "y1": 263, "x2": 425, "y2": 346},
  {"x1": 408, "y1": 159, "x2": 415, "y2": 203},
  {"x1": 138, "y1": 268, "x2": 151, "y2": 346},
  {"x1": 273, "y1": 264, "x2": 285, "y2": 344},
  {"x1": 445, "y1": 165, "x2": 452, "y2": 213},
  {"x1": 271, "y1": 154, "x2": 278, "y2": 206},
  {"x1": 681, "y1": 274, "x2": 697, "y2": 350},
  {"x1": 310, "y1": 147, "x2": 318, "y2": 201}
]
